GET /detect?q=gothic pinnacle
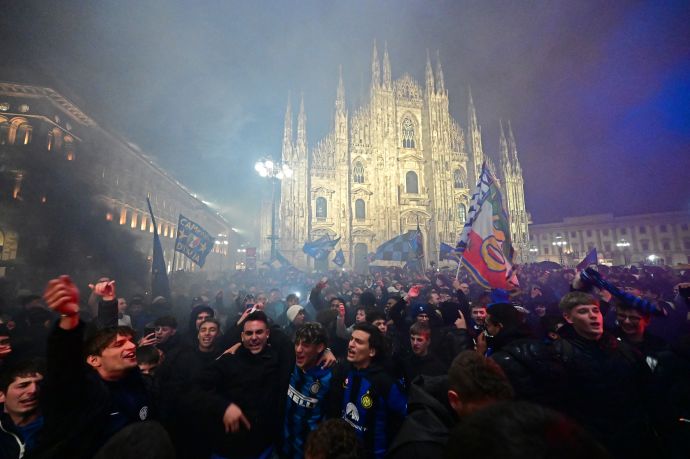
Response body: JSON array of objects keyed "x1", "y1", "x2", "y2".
[
  {"x1": 383, "y1": 41, "x2": 391, "y2": 89},
  {"x1": 435, "y1": 50, "x2": 445, "y2": 93},
  {"x1": 371, "y1": 40, "x2": 380, "y2": 88}
]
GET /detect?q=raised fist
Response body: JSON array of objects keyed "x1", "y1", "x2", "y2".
[{"x1": 44, "y1": 275, "x2": 80, "y2": 317}]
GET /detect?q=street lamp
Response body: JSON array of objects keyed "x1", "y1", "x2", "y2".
[
  {"x1": 552, "y1": 237, "x2": 567, "y2": 266},
  {"x1": 529, "y1": 245, "x2": 538, "y2": 263},
  {"x1": 255, "y1": 158, "x2": 292, "y2": 260},
  {"x1": 616, "y1": 239, "x2": 631, "y2": 265}
]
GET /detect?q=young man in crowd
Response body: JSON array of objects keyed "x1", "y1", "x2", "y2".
[
  {"x1": 191, "y1": 311, "x2": 288, "y2": 459},
  {"x1": 283, "y1": 322, "x2": 334, "y2": 459},
  {"x1": 39, "y1": 276, "x2": 151, "y2": 458},
  {"x1": 555, "y1": 291, "x2": 654, "y2": 458},
  {"x1": 330, "y1": 323, "x2": 407, "y2": 459},
  {"x1": 387, "y1": 351, "x2": 514, "y2": 459},
  {"x1": 398, "y1": 322, "x2": 446, "y2": 386},
  {"x1": 0, "y1": 359, "x2": 45, "y2": 458}
]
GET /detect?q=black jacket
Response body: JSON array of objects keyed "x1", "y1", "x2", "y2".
[
  {"x1": 33, "y1": 321, "x2": 151, "y2": 459},
  {"x1": 490, "y1": 337, "x2": 566, "y2": 410},
  {"x1": 386, "y1": 375, "x2": 456, "y2": 459},
  {"x1": 190, "y1": 341, "x2": 291, "y2": 457},
  {"x1": 554, "y1": 325, "x2": 655, "y2": 458}
]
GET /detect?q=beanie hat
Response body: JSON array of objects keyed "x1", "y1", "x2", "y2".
[
  {"x1": 286, "y1": 305, "x2": 304, "y2": 323},
  {"x1": 412, "y1": 303, "x2": 434, "y2": 318}
]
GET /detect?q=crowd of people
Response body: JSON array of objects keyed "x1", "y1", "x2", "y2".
[{"x1": 0, "y1": 261, "x2": 689, "y2": 459}]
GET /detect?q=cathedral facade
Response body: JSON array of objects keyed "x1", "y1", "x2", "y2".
[{"x1": 274, "y1": 44, "x2": 530, "y2": 271}]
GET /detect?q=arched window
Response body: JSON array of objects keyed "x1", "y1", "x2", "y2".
[
  {"x1": 406, "y1": 171, "x2": 419, "y2": 194},
  {"x1": 458, "y1": 203, "x2": 467, "y2": 223},
  {"x1": 355, "y1": 199, "x2": 366, "y2": 219},
  {"x1": 353, "y1": 161, "x2": 365, "y2": 183},
  {"x1": 453, "y1": 168, "x2": 467, "y2": 189},
  {"x1": 402, "y1": 117, "x2": 415, "y2": 148},
  {"x1": 316, "y1": 197, "x2": 327, "y2": 219},
  {"x1": 0, "y1": 117, "x2": 8, "y2": 145}
]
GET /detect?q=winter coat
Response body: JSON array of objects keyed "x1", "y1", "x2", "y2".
[{"x1": 385, "y1": 375, "x2": 456, "y2": 459}]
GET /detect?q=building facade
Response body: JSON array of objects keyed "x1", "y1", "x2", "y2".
[
  {"x1": 270, "y1": 44, "x2": 530, "y2": 271},
  {"x1": 529, "y1": 211, "x2": 690, "y2": 266},
  {"x1": 0, "y1": 81, "x2": 236, "y2": 277}
]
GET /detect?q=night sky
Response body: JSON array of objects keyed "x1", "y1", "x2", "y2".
[{"x1": 2, "y1": 0, "x2": 689, "y2": 241}]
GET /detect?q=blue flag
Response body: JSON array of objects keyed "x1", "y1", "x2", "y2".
[
  {"x1": 333, "y1": 249, "x2": 345, "y2": 267},
  {"x1": 174, "y1": 214, "x2": 215, "y2": 267},
  {"x1": 371, "y1": 230, "x2": 423, "y2": 266},
  {"x1": 576, "y1": 248, "x2": 598, "y2": 270},
  {"x1": 439, "y1": 242, "x2": 460, "y2": 261},
  {"x1": 269, "y1": 250, "x2": 293, "y2": 270},
  {"x1": 147, "y1": 198, "x2": 171, "y2": 300},
  {"x1": 303, "y1": 235, "x2": 340, "y2": 260}
]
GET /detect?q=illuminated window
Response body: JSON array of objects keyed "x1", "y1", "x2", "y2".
[
  {"x1": 405, "y1": 171, "x2": 419, "y2": 194},
  {"x1": 453, "y1": 169, "x2": 466, "y2": 188},
  {"x1": 131, "y1": 212, "x2": 138, "y2": 229},
  {"x1": 355, "y1": 199, "x2": 365, "y2": 219},
  {"x1": 458, "y1": 203, "x2": 467, "y2": 223},
  {"x1": 12, "y1": 173, "x2": 23, "y2": 199},
  {"x1": 141, "y1": 214, "x2": 148, "y2": 231},
  {"x1": 149, "y1": 221, "x2": 154, "y2": 233},
  {"x1": 402, "y1": 117, "x2": 415, "y2": 148},
  {"x1": 353, "y1": 161, "x2": 365, "y2": 183},
  {"x1": 106, "y1": 212, "x2": 113, "y2": 222},
  {"x1": 163, "y1": 224, "x2": 169, "y2": 237},
  {"x1": 120, "y1": 208, "x2": 127, "y2": 225},
  {"x1": 316, "y1": 197, "x2": 327, "y2": 219}
]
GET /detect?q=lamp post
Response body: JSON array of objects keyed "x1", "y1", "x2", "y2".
[
  {"x1": 616, "y1": 239, "x2": 631, "y2": 265},
  {"x1": 254, "y1": 158, "x2": 292, "y2": 260},
  {"x1": 552, "y1": 237, "x2": 566, "y2": 266}
]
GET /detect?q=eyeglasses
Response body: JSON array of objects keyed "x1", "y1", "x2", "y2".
[{"x1": 616, "y1": 313, "x2": 642, "y2": 323}]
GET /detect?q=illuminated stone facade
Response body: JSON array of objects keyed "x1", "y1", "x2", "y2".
[
  {"x1": 272, "y1": 44, "x2": 530, "y2": 270},
  {"x1": 0, "y1": 82, "x2": 235, "y2": 275},
  {"x1": 529, "y1": 212, "x2": 690, "y2": 266}
]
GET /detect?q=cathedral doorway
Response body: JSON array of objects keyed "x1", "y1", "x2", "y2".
[{"x1": 354, "y1": 243, "x2": 368, "y2": 273}]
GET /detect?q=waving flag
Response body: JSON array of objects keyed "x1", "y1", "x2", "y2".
[
  {"x1": 303, "y1": 235, "x2": 340, "y2": 260},
  {"x1": 576, "y1": 248, "x2": 598, "y2": 271},
  {"x1": 440, "y1": 242, "x2": 460, "y2": 261},
  {"x1": 456, "y1": 163, "x2": 517, "y2": 289},
  {"x1": 333, "y1": 249, "x2": 345, "y2": 267},
  {"x1": 175, "y1": 215, "x2": 215, "y2": 267},
  {"x1": 371, "y1": 230, "x2": 423, "y2": 267},
  {"x1": 147, "y1": 197, "x2": 171, "y2": 300}
]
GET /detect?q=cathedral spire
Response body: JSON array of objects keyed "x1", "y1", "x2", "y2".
[
  {"x1": 507, "y1": 120, "x2": 520, "y2": 167},
  {"x1": 467, "y1": 87, "x2": 484, "y2": 184},
  {"x1": 296, "y1": 92, "x2": 307, "y2": 156},
  {"x1": 425, "y1": 49, "x2": 435, "y2": 94},
  {"x1": 499, "y1": 119, "x2": 510, "y2": 171},
  {"x1": 336, "y1": 65, "x2": 346, "y2": 115},
  {"x1": 382, "y1": 41, "x2": 392, "y2": 89},
  {"x1": 282, "y1": 92, "x2": 293, "y2": 158},
  {"x1": 371, "y1": 40, "x2": 381, "y2": 89},
  {"x1": 435, "y1": 50, "x2": 445, "y2": 93}
]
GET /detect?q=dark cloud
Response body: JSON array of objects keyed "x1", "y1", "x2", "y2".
[{"x1": 2, "y1": 0, "x2": 688, "y2": 238}]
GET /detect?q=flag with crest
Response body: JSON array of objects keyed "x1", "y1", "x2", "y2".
[{"x1": 456, "y1": 163, "x2": 517, "y2": 289}]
